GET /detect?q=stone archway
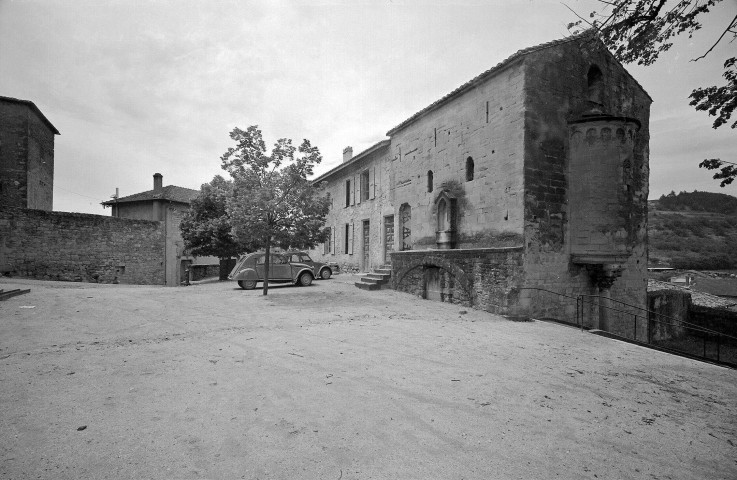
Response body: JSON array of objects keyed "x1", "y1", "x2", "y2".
[{"x1": 394, "y1": 255, "x2": 474, "y2": 305}]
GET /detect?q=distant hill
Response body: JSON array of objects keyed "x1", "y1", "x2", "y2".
[
  {"x1": 649, "y1": 191, "x2": 737, "y2": 270},
  {"x1": 655, "y1": 190, "x2": 737, "y2": 214}
]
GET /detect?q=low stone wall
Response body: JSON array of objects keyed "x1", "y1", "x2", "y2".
[
  {"x1": 690, "y1": 306, "x2": 737, "y2": 339},
  {"x1": 391, "y1": 247, "x2": 524, "y2": 314},
  {"x1": 0, "y1": 207, "x2": 165, "y2": 284},
  {"x1": 647, "y1": 288, "x2": 691, "y2": 341}
]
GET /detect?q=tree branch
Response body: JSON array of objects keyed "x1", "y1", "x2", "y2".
[{"x1": 691, "y1": 14, "x2": 737, "y2": 62}]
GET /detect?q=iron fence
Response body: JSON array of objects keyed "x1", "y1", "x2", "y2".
[{"x1": 519, "y1": 287, "x2": 737, "y2": 367}]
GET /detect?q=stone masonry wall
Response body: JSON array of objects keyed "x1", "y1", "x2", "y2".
[
  {"x1": 0, "y1": 101, "x2": 55, "y2": 211},
  {"x1": 519, "y1": 39, "x2": 651, "y2": 333},
  {"x1": 647, "y1": 288, "x2": 690, "y2": 341},
  {"x1": 388, "y1": 60, "x2": 526, "y2": 251},
  {"x1": 392, "y1": 247, "x2": 524, "y2": 314},
  {"x1": 310, "y1": 144, "x2": 392, "y2": 272},
  {"x1": 0, "y1": 207, "x2": 165, "y2": 284}
]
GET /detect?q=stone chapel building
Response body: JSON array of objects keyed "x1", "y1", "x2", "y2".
[{"x1": 308, "y1": 34, "x2": 651, "y2": 335}]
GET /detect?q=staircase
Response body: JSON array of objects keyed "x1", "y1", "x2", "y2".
[{"x1": 355, "y1": 265, "x2": 392, "y2": 291}]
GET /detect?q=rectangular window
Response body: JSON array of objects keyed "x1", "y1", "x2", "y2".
[
  {"x1": 344, "y1": 224, "x2": 350, "y2": 254},
  {"x1": 361, "y1": 170, "x2": 370, "y2": 201},
  {"x1": 345, "y1": 179, "x2": 351, "y2": 207}
]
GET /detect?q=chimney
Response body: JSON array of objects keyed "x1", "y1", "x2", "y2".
[
  {"x1": 343, "y1": 146, "x2": 353, "y2": 163},
  {"x1": 153, "y1": 173, "x2": 163, "y2": 191}
]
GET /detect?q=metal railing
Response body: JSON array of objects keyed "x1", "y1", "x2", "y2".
[{"x1": 519, "y1": 287, "x2": 737, "y2": 367}]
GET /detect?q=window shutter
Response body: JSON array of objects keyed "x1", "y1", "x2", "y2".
[
  {"x1": 350, "y1": 177, "x2": 355, "y2": 206},
  {"x1": 331, "y1": 226, "x2": 335, "y2": 255},
  {"x1": 357, "y1": 173, "x2": 362, "y2": 204},
  {"x1": 369, "y1": 167, "x2": 376, "y2": 200},
  {"x1": 348, "y1": 222, "x2": 354, "y2": 255}
]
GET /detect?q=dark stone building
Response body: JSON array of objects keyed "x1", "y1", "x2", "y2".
[{"x1": 0, "y1": 96, "x2": 59, "y2": 211}]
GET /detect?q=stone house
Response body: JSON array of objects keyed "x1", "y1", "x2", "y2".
[
  {"x1": 309, "y1": 34, "x2": 651, "y2": 335},
  {"x1": 0, "y1": 96, "x2": 59, "y2": 211},
  {"x1": 101, "y1": 174, "x2": 218, "y2": 285}
]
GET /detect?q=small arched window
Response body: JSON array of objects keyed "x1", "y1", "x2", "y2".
[
  {"x1": 427, "y1": 170, "x2": 434, "y2": 193},
  {"x1": 465, "y1": 157, "x2": 474, "y2": 181},
  {"x1": 587, "y1": 65, "x2": 604, "y2": 105}
]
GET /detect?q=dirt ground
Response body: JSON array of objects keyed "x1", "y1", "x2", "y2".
[{"x1": 1, "y1": 275, "x2": 736, "y2": 480}]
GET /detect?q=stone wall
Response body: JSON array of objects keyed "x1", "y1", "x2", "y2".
[
  {"x1": 0, "y1": 207, "x2": 165, "y2": 284},
  {"x1": 689, "y1": 306, "x2": 737, "y2": 339},
  {"x1": 387, "y1": 59, "x2": 526, "y2": 251},
  {"x1": 519, "y1": 39, "x2": 651, "y2": 333},
  {"x1": 647, "y1": 288, "x2": 691, "y2": 341},
  {"x1": 310, "y1": 143, "x2": 392, "y2": 272},
  {"x1": 391, "y1": 247, "x2": 524, "y2": 314},
  {"x1": 0, "y1": 100, "x2": 55, "y2": 211}
]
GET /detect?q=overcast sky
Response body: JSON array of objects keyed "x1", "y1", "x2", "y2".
[{"x1": 1, "y1": 0, "x2": 735, "y2": 214}]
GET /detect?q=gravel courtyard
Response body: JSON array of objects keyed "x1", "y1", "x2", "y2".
[{"x1": 1, "y1": 275, "x2": 735, "y2": 480}]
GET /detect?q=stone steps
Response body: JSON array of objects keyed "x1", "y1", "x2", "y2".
[{"x1": 355, "y1": 265, "x2": 392, "y2": 291}]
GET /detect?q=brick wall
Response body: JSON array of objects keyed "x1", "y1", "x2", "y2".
[
  {"x1": 0, "y1": 207, "x2": 165, "y2": 284},
  {"x1": 391, "y1": 247, "x2": 524, "y2": 314}
]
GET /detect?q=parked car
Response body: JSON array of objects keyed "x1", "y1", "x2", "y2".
[
  {"x1": 285, "y1": 251, "x2": 334, "y2": 280},
  {"x1": 227, "y1": 252, "x2": 315, "y2": 290}
]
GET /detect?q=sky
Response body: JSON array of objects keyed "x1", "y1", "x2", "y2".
[{"x1": 1, "y1": 0, "x2": 735, "y2": 215}]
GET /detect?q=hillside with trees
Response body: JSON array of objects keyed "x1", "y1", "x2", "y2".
[{"x1": 649, "y1": 191, "x2": 737, "y2": 269}]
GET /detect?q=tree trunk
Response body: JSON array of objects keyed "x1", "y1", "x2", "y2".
[{"x1": 262, "y1": 236, "x2": 270, "y2": 296}]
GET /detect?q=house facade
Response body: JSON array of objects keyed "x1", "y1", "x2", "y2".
[
  {"x1": 309, "y1": 35, "x2": 651, "y2": 335},
  {"x1": 102, "y1": 173, "x2": 217, "y2": 285}
]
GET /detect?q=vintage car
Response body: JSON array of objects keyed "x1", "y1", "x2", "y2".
[
  {"x1": 284, "y1": 251, "x2": 334, "y2": 280},
  {"x1": 228, "y1": 252, "x2": 315, "y2": 290}
]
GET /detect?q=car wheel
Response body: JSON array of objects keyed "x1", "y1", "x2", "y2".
[
  {"x1": 320, "y1": 268, "x2": 332, "y2": 280},
  {"x1": 238, "y1": 280, "x2": 256, "y2": 290},
  {"x1": 298, "y1": 272, "x2": 313, "y2": 287}
]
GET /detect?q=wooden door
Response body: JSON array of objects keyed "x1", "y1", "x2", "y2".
[
  {"x1": 362, "y1": 220, "x2": 370, "y2": 271},
  {"x1": 384, "y1": 215, "x2": 394, "y2": 264}
]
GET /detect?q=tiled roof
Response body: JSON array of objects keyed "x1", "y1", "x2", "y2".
[
  {"x1": 386, "y1": 32, "x2": 650, "y2": 136},
  {"x1": 648, "y1": 280, "x2": 737, "y2": 310},
  {"x1": 312, "y1": 139, "x2": 391, "y2": 183},
  {"x1": 102, "y1": 185, "x2": 199, "y2": 205},
  {"x1": 0, "y1": 95, "x2": 60, "y2": 135}
]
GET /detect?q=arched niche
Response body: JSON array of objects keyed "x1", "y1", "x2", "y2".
[
  {"x1": 434, "y1": 190, "x2": 457, "y2": 249},
  {"x1": 587, "y1": 65, "x2": 604, "y2": 107}
]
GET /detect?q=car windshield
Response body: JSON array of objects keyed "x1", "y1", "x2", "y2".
[{"x1": 300, "y1": 254, "x2": 312, "y2": 262}]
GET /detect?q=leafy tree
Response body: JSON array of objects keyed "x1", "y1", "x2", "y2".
[
  {"x1": 567, "y1": 0, "x2": 736, "y2": 186},
  {"x1": 180, "y1": 175, "x2": 243, "y2": 259},
  {"x1": 221, "y1": 126, "x2": 330, "y2": 295},
  {"x1": 699, "y1": 158, "x2": 737, "y2": 187}
]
